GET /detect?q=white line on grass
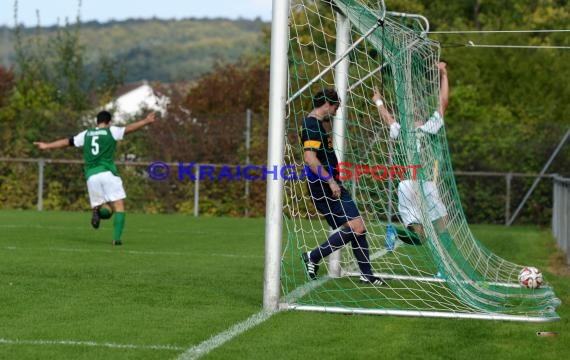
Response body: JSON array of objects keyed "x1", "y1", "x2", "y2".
[
  {"x1": 282, "y1": 277, "x2": 329, "y2": 302},
  {"x1": 173, "y1": 244, "x2": 399, "y2": 359},
  {"x1": 0, "y1": 224, "x2": 260, "y2": 236},
  {"x1": 3, "y1": 227, "x2": 393, "y2": 358},
  {"x1": 175, "y1": 277, "x2": 329, "y2": 360},
  {"x1": 2, "y1": 246, "x2": 262, "y2": 258},
  {"x1": 175, "y1": 311, "x2": 275, "y2": 360},
  {"x1": 3, "y1": 246, "x2": 189, "y2": 256},
  {"x1": 1, "y1": 247, "x2": 390, "y2": 358},
  {"x1": 212, "y1": 253, "x2": 264, "y2": 259},
  {"x1": 0, "y1": 338, "x2": 184, "y2": 351}
]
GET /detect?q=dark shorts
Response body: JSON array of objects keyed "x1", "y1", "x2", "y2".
[{"x1": 308, "y1": 181, "x2": 361, "y2": 229}]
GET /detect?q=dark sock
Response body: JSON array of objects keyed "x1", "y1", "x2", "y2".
[
  {"x1": 351, "y1": 233, "x2": 373, "y2": 277},
  {"x1": 310, "y1": 229, "x2": 375, "y2": 279},
  {"x1": 311, "y1": 227, "x2": 352, "y2": 263}
]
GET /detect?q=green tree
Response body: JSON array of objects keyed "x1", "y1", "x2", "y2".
[{"x1": 0, "y1": 5, "x2": 125, "y2": 210}]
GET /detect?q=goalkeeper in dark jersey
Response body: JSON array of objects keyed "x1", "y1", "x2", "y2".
[
  {"x1": 34, "y1": 110, "x2": 156, "y2": 246},
  {"x1": 300, "y1": 88, "x2": 384, "y2": 286}
]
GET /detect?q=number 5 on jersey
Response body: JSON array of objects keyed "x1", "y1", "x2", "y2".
[{"x1": 91, "y1": 136, "x2": 99, "y2": 155}]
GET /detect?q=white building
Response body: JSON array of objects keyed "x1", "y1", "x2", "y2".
[{"x1": 103, "y1": 81, "x2": 169, "y2": 124}]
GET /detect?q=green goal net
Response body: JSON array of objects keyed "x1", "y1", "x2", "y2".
[{"x1": 279, "y1": 0, "x2": 560, "y2": 321}]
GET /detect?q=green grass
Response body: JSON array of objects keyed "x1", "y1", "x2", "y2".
[{"x1": 0, "y1": 210, "x2": 568, "y2": 359}]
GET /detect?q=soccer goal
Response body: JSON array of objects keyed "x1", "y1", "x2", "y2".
[{"x1": 263, "y1": 0, "x2": 560, "y2": 322}]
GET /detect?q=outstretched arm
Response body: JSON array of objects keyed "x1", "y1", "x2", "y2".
[
  {"x1": 33, "y1": 138, "x2": 71, "y2": 150},
  {"x1": 438, "y1": 61, "x2": 449, "y2": 116},
  {"x1": 125, "y1": 112, "x2": 157, "y2": 134},
  {"x1": 373, "y1": 87, "x2": 397, "y2": 126},
  {"x1": 372, "y1": 87, "x2": 401, "y2": 139}
]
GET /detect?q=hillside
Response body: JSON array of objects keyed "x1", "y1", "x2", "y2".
[{"x1": 0, "y1": 18, "x2": 269, "y2": 83}]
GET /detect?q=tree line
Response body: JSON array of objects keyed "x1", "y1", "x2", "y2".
[{"x1": 0, "y1": 18, "x2": 266, "y2": 83}]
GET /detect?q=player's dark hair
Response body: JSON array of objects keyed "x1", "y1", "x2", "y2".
[
  {"x1": 312, "y1": 88, "x2": 340, "y2": 108},
  {"x1": 96, "y1": 111, "x2": 112, "y2": 124}
]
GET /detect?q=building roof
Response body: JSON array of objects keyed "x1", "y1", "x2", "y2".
[{"x1": 104, "y1": 81, "x2": 169, "y2": 124}]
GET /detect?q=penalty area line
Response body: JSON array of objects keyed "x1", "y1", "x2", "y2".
[
  {"x1": 3, "y1": 246, "x2": 261, "y2": 259},
  {"x1": 2, "y1": 246, "x2": 190, "y2": 257},
  {"x1": 0, "y1": 338, "x2": 184, "y2": 351}
]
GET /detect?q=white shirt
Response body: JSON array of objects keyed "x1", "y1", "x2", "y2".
[{"x1": 388, "y1": 111, "x2": 444, "y2": 140}]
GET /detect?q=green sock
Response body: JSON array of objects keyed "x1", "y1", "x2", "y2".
[
  {"x1": 113, "y1": 212, "x2": 125, "y2": 241},
  {"x1": 99, "y1": 207, "x2": 113, "y2": 219}
]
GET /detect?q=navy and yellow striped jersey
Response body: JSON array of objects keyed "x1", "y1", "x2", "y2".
[{"x1": 300, "y1": 116, "x2": 339, "y2": 180}]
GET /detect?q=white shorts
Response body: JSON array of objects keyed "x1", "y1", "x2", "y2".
[
  {"x1": 86, "y1": 171, "x2": 126, "y2": 208},
  {"x1": 397, "y1": 180, "x2": 447, "y2": 227}
]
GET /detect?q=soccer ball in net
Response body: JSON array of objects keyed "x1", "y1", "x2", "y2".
[{"x1": 518, "y1": 266, "x2": 543, "y2": 289}]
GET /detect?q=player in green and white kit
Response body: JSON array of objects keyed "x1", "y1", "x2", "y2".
[
  {"x1": 373, "y1": 61, "x2": 449, "y2": 241},
  {"x1": 34, "y1": 110, "x2": 156, "y2": 246}
]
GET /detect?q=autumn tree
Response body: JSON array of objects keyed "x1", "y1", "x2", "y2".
[
  {"x1": 142, "y1": 58, "x2": 270, "y2": 215},
  {"x1": 0, "y1": 8, "x2": 125, "y2": 209}
]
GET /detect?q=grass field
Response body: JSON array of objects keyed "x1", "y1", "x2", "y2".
[{"x1": 0, "y1": 210, "x2": 568, "y2": 359}]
